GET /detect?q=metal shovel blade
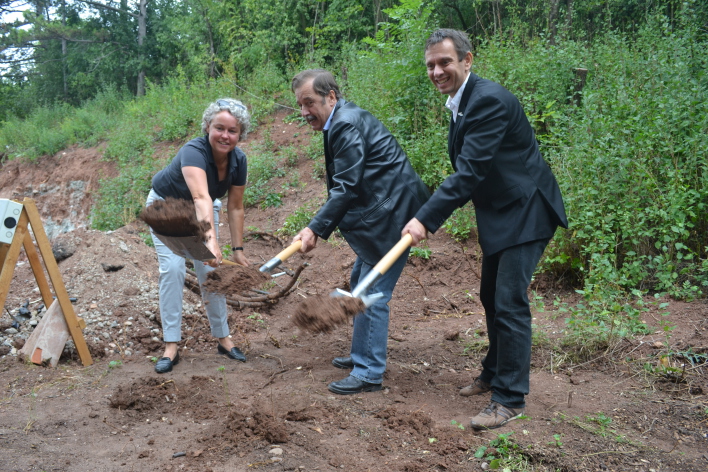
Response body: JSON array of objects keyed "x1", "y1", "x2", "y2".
[
  {"x1": 332, "y1": 288, "x2": 384, "y2": 308},
  {"x1": 152, "y1": 233, "x2": 215, "y2": 261},
  {"x1": 259, "y1": 241, "x2": 303, "y2": 273},
  {"x1": 329, "y1": 234, "x2": 413, "y2": 309}
]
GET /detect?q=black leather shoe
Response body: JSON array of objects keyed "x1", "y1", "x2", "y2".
[
  {"x1": 155, "y1": 351, "x2": 179, "y2": 374},
  {"x1": 328, "y1": 375, "x2": 382, "y2": 395},
  {"x1": 332, "y1": 356, "x2": 354, "y2": 369},
  {"x1": 217, "y1": 343, "x2": 246, "y2": 362}
]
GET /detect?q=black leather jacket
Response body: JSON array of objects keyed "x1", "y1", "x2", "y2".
[{"x1": 308, "y1": 100, "x2": 430, "y2": 265}]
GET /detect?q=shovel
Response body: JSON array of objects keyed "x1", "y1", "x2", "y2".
[
  {"x1": 333, "y1": 234, "x2": 413, "y2": 308},
  {"x1": 259, "y1": 241, "x2": 303, "y2": 273},
  {"x1": 152, "y1": 233, "x2": 216, "y2": 261}
]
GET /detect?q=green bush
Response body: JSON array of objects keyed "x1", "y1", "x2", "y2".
[
  {"x1": 277, "y1": 203, "x2": 320, "y2": 237},
  {"x1": 91, "y1": 159, "x2": 158, "y2": 230},
  {"x1": 244, "y1": 136, "x2": 286, "y2": 208},
  {"x1": 442, "y1": 204, "x2": 476, "y2": 243},
  {"x1": 544, "y1": 21, "x2": 708, "y2": 299}
]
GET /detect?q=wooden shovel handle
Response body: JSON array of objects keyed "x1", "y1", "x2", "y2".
[
  {"x1": 275, "y1": 240, "x2": 302, "y2": 262},
  {"x1": 371, "y1": 234, "x2": 413, "y2": 276}
]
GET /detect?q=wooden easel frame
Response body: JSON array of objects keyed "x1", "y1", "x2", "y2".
[{"x1": 0, "y1": 198, "x2": 93, "y2": 366}]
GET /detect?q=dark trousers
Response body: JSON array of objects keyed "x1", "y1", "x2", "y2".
[{"x1": 478, "y1": 238, "x2": 550, "y2": 409}]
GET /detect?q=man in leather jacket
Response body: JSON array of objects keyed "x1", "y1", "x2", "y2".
[
  {"x1": 403, "y1": 29, "x2": 568, "y2": 429},
  {"x1": 292, "y1": 69, "x2": 430, "y2": 395}
]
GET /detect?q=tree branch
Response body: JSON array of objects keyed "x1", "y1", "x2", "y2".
[{"x1": 76, "y1": 0, "x2": 139, "y2": 18}]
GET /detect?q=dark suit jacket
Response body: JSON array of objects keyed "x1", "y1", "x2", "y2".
[
  {"x1": 308, "y1": 99, "x2": 430, "y2": 265},
  {"x1": 415, "y1": 73, "x2": 568, "y2": 256}
]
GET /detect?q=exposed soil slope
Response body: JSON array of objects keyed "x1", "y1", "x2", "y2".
[{"x1": 0, "y1": 110, "x2": 706, "y2": 472}]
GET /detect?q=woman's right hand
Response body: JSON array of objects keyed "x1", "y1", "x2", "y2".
[{"x1": 206, "y1": 237, "x2": 222, "y2": 267}]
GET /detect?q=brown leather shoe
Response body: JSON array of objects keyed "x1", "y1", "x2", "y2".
[
  {"x1": 459, "y1": 377, "x2": 491, "y2": 396},
  {"x1": 469, "y1": 401, "x2": 525, "y2": 430}
]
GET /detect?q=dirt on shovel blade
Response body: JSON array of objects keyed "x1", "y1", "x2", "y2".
[
  {"x1": 293, "y1": 295, "x2": 366, "y2": 333},
  {"x1": 202, "y1": 265, "x2": 270, "y2": 295},
  {"x1": 139, "y1": 197, "x2": 211, "y2": 241}
]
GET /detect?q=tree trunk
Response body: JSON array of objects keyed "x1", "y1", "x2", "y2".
[
  {"x1": 136, "y1": 0, "x2": 147, "y2": 97},
  {"x1": 203, "y1": 7, "x2": 216, "y2": 78},
  {"x1": 61, "y1": 0, "x2": 68, "y2": 100},
  {"x1": 564, "y1": 0, "x2": 574, "y2": 36},
  {"x1": 443, "y1": 1, "x2": 468, "y2": 31},
  {"x1": 548, "y1": 0, "x2": 560, "y2": 45}
]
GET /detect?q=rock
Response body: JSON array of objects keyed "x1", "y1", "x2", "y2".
[
  {"x1": 52, "y1": 240, "x2": 76, "y2": 262},
  {"x1": 444, "y1": 330, "x2": 460, "y2": 341},
  {"x1": 119, "y1": 241, "x2": 129, "y2": 253},
  {"x1": 0, "y1": 346, "x2": 10, "y2": 356},
  {"x1": 101, "y1": 262, "x2": 125, "y2": 272},
  {"x1": 269, "y1": 448, "x2": 283, "y2": 455},
  {"x1": 123, "y1": 287, "x2": 139, "y2": 296},
  {"x1": 481, "y1": 462, "x2": 489, "y2": 470},
  {"x1": 4, "y1": 328, "x2": 18, "y2": 335}
]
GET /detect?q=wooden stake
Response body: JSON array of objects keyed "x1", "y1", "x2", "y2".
[{"x1": 0, "y1": 198, "x2": 92, "y2": 366}]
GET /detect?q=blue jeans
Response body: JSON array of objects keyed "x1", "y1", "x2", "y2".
[
  {"x1": 478, "y1": 238, "x2": 550, "y2": 409},
  {"x1": 348, "y1": 249, "x2": 409, "y2": 384},
  {"x1": 146, "y1": 189, "x2": 229, "y2": 342}
]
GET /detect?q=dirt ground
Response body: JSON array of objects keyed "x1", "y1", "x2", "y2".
[{"x1": 1, "y1": 111, "x2": 706, "y2": 472}]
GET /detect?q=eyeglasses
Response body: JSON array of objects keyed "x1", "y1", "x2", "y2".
[{"x1": 217, "y1": 99, "x2": 246, "y2": 111}]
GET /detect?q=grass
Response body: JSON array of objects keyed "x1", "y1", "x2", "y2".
[{"x1": 474, "y1": 432, "x2": 534, "y2": 471}]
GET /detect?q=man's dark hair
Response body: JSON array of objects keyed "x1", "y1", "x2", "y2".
[
  {"x1": 425, "y1": 29, "x2": 471, "y2": 61},
  {"x1": 291, "y1": 69, "x2": 343, "y2": 101}
]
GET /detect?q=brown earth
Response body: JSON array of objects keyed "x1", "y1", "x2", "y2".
[
  {"x1": 139, "y1": 197, "x2": 212, "y2": 240},
  {"x1": 0, "y1": 110, "x2": 706, "y2": 472},
  {"x1": 293, "y1": 296, "x2": 366, "y2": 334},
  {"x1": 203, "y1": 265, "x2": 271, "y2": 296}
]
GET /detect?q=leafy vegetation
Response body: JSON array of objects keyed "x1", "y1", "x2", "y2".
[
  {"x1": 474, "y1": 432, "x2": 532, "y2": 471},
  {"x1": 277, "y1": 202, "x2": 322, "y2": 238},
  {"x1": 2, "y1": 1, "x2": 707, "y2": 356}
]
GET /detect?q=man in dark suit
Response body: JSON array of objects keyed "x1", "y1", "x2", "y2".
[
  {"x1": 292, "y1": 69, "x2": 430, "y2": 395},
  {"x1": 402, "y1": 29, "x2": 568, "y2": 429}
]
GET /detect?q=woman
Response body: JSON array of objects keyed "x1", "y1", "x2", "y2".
[{"x1": 146, "y1": 98, "x2": 251, "y2": 374}]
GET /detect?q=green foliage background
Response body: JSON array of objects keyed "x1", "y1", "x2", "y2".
[{"x1": 1, "y1": 0, "x2": 707, "y2": 331}]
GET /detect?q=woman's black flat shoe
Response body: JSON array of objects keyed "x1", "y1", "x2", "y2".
[
  {"x1": 217, "y1": 343, "x2": 246, "y2": 362},
  {"x1": 155, "y1": 351, "x2": 179, "y2": 373}
]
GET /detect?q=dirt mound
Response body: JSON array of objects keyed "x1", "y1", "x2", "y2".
[
  {"x1": 293, "y1": 295, "x2": 366, "y2": 333},
  {"x1": 221, "y1": 406, "x2": 289, "y2": 444},
  {"x1": 110, "y1": 376, "x2": 177, "y2": 412},
  {"x1": 202, "y1": 264, "x2": 270, "y2": 295},
  {"x1": 376, "y1": 406, "x2": 434, "y2": 436},
  {"x1": 139, "y1": 197, "x2": 211, "y2": 240}
]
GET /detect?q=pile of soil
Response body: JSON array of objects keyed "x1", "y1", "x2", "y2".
[
  {"x1": 139, "y1": 197, "x2": 211, "y2": 240},
  {"x1": 293, "y1": 295, "x2": 366, "y2": 333},
  {"x1": 202, "y1": 264, "x2": 271, "y2": 295}
]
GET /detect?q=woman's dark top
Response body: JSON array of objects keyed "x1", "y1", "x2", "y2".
[{"x1": 152, "y1": 136, "x2": 247, "y2": 201}]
